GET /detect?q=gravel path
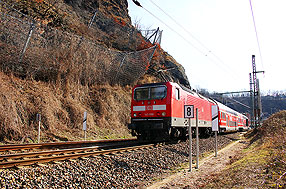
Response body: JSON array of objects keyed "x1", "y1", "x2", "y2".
[
  {"x1": 0, "y1": 133, "x2": 240, "y2": 188},
  {"x1": 148, "y1": 135, "x2": 247, "y2": 188}
]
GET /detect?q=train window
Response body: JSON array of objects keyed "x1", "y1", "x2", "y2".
[
  {"x1": 134, "y1": 86, "x2": 167, "y2": 101},
  {"x1": 134, "y1": 87, "x2": 149, "y2": 100},
  {"x1": 175, "y1": 88, "x2": 180, "y2": 100},
  {"x1": 221, "y1": 112, "x2": 226, "y2": 120},
  {"x1": 150, "y1": 86, "x2": 167, "y2": 99}
]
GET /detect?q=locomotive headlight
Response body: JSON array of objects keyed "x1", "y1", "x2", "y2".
[
  {"x1": 133, "y1": 113, "x2": 137, "y2": 117},
  {"x1": 162, "y1": 112, "x2": 166, "y2": 116}
]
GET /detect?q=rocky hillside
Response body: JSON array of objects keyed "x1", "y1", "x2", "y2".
[{"x1": 0, "y1": 0, "x2": 189, "y2": 143}]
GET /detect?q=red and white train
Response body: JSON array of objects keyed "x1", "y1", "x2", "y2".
[{"x1": 128, "y1": 82, "x2": 249, "y2": 140}]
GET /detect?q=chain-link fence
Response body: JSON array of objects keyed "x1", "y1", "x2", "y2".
[{"x1": 0, "y1": 1, "x2": 162, "y2": 85}]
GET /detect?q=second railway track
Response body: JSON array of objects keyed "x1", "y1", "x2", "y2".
[
  {"x1": 0, "y1": 138, "x2": 158, "y2": 169},
  {"x1": 0, "y1": 138, "x2": 137, "y2": 152}
]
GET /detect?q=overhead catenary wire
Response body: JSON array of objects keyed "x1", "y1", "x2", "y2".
[
  {"x1": 148, "y1": 0, "x2": 210, "y2": 53},
  {"x1": 141, "y1": 6, "x2": 207, "y2": 56},
  {"x1": 147, "y1": 0, "x2": 242, "y2": 79},
  {"x1": 249, "y1": 0, "x2": 264, "y2": 70},
  {"x1": 132, "y1": 0, "x2": 242, "y2": 82}
]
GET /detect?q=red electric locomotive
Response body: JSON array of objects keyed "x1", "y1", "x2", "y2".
[{"x1": 128, "y1": 82, "x2": 249, "y2": 140}]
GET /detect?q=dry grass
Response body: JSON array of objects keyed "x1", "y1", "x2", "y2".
[
  {"x1": 203, "y1": 111, "x2": 286, "y2": 188},
  {"x1": 0, "y1": 71, "x2": 132, "y2": 143}
]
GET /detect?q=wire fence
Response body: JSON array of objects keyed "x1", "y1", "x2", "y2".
[{"x1": 0, "y1": 1, "x2": 162, "y2": 85}]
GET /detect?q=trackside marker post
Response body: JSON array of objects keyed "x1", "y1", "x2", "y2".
[
  {"x1": 36, "y1": 114, "x2": 41, "y2": 143},
  {"x1": 195, "y1": 108, "x2": 199, "y2": 169},
  {"x1": 215, "y1": 131, "x2": 218, "y2": 157},
  {"x1": 188, "y1": 119, "x2": 192, "y2": 172},
  {"x1": 184, "y1": 105, "x2": 194, "y2": 172},
  {"x1": 37, "y1": 114, "x2": 41, "y2": 143},
  {"x1": 83, "y1": 111, "x2": 87, "y2": 141},
  {"x1": 212, "y1": 105, "x2": 219, "y2": 157}
]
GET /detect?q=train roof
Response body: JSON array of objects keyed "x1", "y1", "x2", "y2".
[
  {"x1": 134, "y1": 82, "x2": 214, "y2": 103},
  {"x1": 134, "y1": 82, "x2": 248, "y2": 119},
  {"x1": 214, "y1": 100, "x2": 247, "y2": 117}
]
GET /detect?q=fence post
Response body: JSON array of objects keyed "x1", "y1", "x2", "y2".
[
  {"x1": 75, "y1": 11, "x2": 97, "y2": 51},
  {"x1": 113, "y1": 53, "x2": 127, "y2": 84},
  {"x1": 88, "y1": 11, "x2": 97, "y2": 28},
  {"x1": 19, "y1": 22, "x2": 35, "y2": 62},
  {"x1": 152, "y1": 27, "x2": 160, "y2": 44}
]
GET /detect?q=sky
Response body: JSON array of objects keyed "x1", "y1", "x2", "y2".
[{"x1": 127, "y1": 0, "x2": 286, "y2": 94}]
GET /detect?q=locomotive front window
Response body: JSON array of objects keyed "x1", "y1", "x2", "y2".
[
  {"x1": 134, "y1": 86, "x2": 166, "y2": 100},
  {"x1": 150, "y1": 86, "x2": 166, "y2": 99},
  {"x1": 134, "y1": 88, "x2": 149, "y2": 100}
]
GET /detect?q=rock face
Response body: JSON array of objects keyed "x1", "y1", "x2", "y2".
[
  {"x1": 60, "y1": 0, "x2": 190, "y2": 87},
  {"x1": 64, "y1": 0, "x2": 131, "y2": 23},
  {"x1": 162, "y1": 52, "x2": 190, "y2": 87},
  {"x1": 3, "y1": 0, "x2": 190, "y2": 87}
]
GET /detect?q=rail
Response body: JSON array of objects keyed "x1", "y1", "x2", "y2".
[
  {"x1": 0, "y1": 144, "x2": 155, "y2": 169},
  {"x1": 0, "y1": 139, "x2": 158, "y2": 169},
  {"x1": 0, "y1": 138, "x2": 137, "y2": 152}
]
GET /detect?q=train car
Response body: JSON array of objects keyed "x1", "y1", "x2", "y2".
[
  {"x1": 216, "y1": 101, "x2": 249, "y2": 132},
  {"x1": 128, "y1": 82, "x2": 249, "y2": 140}
]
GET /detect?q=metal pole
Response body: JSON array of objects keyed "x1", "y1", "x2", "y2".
[
  {"x1": 188, "y1": 117, "x2": 192, "y2": 172},
  {"x1": 83, "y1": 111, "x2": 87, "y2": 141},
  {"x1": 249, "y1": 73, "x2": 254, "y2": 127},
  {"x1": 195, "y1": 108, "x2": 199, "y2": 169},
  {"x1": 88, "y1": 11, "x2": 97, "y2": 28},
  {"x1": 215, "y1": 131, "x2": 218, "y2": 157},
  {"x1": 152, "y1": 27, "x2": 160, "y2": 44},
  {"x1": 37, "y1": 114, "x2": 41, "y2": 143},
  {"x1": 38, "y1": 121, "x2": 41, "y2": 143},
  {"x1": 19, "y1": 22, "x2": 35, "y2": 62},
  {"x1": 252, "y1": 55, "x2": 257, "y2": 127}
]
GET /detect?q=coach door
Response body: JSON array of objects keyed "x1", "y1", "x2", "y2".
[{"x1": 226, "y1": 116, "x2": 229, "y2": 130}]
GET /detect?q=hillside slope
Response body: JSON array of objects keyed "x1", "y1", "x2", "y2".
[
  {"x1": 205, "y1": 111, "x2": 286, "y2": 188},
  {"x1": 0, "y1": 0, "x2": 190, "y2": 143}
]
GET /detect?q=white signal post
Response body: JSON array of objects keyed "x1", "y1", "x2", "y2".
[
  {"x1": 212, "y1": 105, "x2": 219, "y2": 157},
  {"x1": 184, "y1": 105, "x2": 194, "y2": 172},
  {"x1": 83, "y1": 111, "x2": 87, "y2": 141},
  {"x1": 37, "y1": 113, "x2": 41, "y2": 143}
]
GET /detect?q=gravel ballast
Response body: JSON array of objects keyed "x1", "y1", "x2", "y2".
[{"x1": 0, "y1": 133, "x2": 240, "y2": 188}]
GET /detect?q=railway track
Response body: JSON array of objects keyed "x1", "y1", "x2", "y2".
[
  {"x1": 0, "y1": 138, "x2": 137, "y2": 152},
  {"x1": 0, "y1": 139, "x2": 157, "y2": 169}
]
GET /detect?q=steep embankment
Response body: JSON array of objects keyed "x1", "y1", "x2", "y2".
[{"x1": 0, "y1": 0, "x2": 189, "y2": 143}]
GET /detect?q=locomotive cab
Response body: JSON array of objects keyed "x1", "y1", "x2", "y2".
[{"x1": 128, "y1": 83, "x2": 172, "y2": 140}]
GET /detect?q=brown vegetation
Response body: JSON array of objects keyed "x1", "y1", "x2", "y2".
[
  {"x1": 203, "y1": 111, "x2": 286, "y2": 188},
  {"x1": 0, "y1": 71, "x2": 132, "y2": 143}
]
